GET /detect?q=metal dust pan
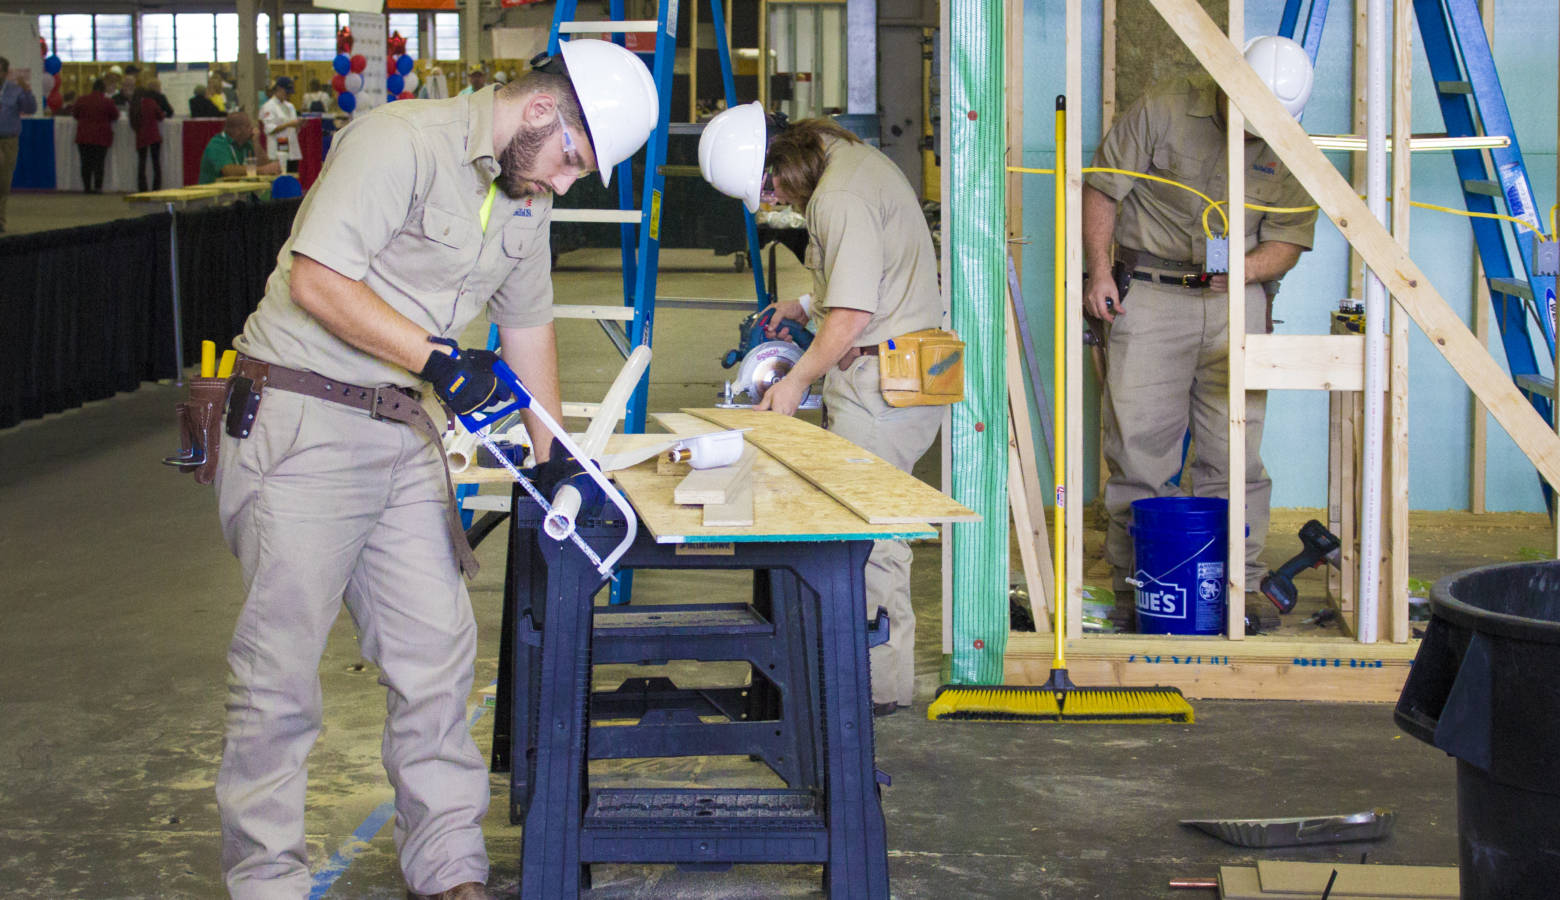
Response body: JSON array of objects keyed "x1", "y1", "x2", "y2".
[{"x1": 1180, "y1": 808, "x2": 1396, "y2": 848}]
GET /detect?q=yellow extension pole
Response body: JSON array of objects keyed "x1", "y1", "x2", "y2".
[{"x1": 1053, "y1": 97, "x2": 1067, "y2": 669}]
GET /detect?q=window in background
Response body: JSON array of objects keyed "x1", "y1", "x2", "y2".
[
  {"x1": 434, "y1": 13, "x2": 460, "y2": 61},
  {"x1": 52, "y1": 14, "x2": 94, "y2": 62},
  {"x1": 139, "y1": 14, "x2": 176, "y2": 64},
  {"x1": 256, "y1": 12, "x2": 271, "y2": 57},
  {"x1": 296, "y1": 13, "x2": 341, "y2": 61},
  {"x1": 95, "y1": 15, "x2": 135, "y2": 61},
  {"x1": 215, "y1": 14, "x2": 239, "y2": 63},
  {"x1": 388, "y1": 13, "x2": 420, "y2": 59},
  {"x1": 175, "y1": 13, "x2": 217, "y2": 64}
]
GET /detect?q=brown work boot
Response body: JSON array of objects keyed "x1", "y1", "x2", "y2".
[{"x1": 407, "y1": 883, "x2": 492, "y2": 900}]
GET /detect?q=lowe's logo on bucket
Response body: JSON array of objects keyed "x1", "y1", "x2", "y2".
[{"x1": 1136, "y1": 574, "x2": 1188, "y2": 620}]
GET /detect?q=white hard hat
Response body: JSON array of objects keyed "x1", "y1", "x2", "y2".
[
  {"x1": 698, "y1": 101, "x2": 767, "y2": 213},
  {"x1": 1243, "y1": 35, "x2": 1313, "y2": 119},
  {"x1": 557, "y1": 38, "x2": 658, "y2": 187}
]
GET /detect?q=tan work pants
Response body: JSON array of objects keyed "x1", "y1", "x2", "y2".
[
  {"x1": 823, "y1": 356, "x2": 943, "y2": 707},
  {"x1": 1101, "y1": 278, "x2": 1272, "y2": 589},
  {"x1": 0, "y1": 135, "x2": 18, "y2": 232},
  {"x1": 214, "y1": 389, "x2": 488, "y2": 898}
]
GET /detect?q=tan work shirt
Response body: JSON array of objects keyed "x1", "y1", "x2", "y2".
[
  {"x1": 1085, "y1": 74, "x2": 1317, "y2": 264},
  {"x1": 237, "y1": 86, "x2": 554, "y2": 388},
  {"x1": 804, "y1": 137, "x2": 944, "y2": 347}
]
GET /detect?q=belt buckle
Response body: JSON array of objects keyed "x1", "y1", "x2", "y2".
[
  {"x1": 368, "y1": 386, "x2": 393, "y2": 421},
  {"x1": 1180, "y1": 273, "x2": 1204, "y2": 289}
]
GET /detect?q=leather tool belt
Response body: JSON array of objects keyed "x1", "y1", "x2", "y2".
[
  {"x1": 230, "y1": 356, "x2": 480, "y2": 578},
  {"x1": 835, "y1": 344, "x2": 880, "y2": 371},
  {"x1": 1131, "y1": 270, "x2": 1212, "y2": 289}
]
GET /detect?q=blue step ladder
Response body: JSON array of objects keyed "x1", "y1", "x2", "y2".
[
  {"x1": 1280, "y1": 0, "x2": 1557, "y2": 431},
  {"x1": 455, "y1": 0, "x2": 773, "y2": 582}
]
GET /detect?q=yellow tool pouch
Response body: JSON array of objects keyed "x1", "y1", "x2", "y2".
[{"x1": 877, "y1": 328, "x2": 965, "y2": 407}]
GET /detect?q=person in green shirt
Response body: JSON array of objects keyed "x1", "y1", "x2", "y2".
[{"x1": 198, "y1": 111, "x2": 281, "y2": 184}]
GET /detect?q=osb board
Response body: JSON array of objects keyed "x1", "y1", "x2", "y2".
[
  {"x1": 1003, "y1": 633, "x2": 1417, "y2": 703},
  {"x1": 612, "y1": 451, "x2": 937, "y2": 545},
  {"x1": 682, "y1": 408, "x2": 978, "y2": 525}
]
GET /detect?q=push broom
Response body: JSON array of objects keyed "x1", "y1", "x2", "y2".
[{"x1": 928, "y1": 96, "x2": 1192, "y2": 723}]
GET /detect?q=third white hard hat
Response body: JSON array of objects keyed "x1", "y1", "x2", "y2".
[
  {"x1": 1243, "y1": 35, "x2": 1314, "y2": 119},
  {"x1": 557, "y1": 38, "x2": 659, "y2": 187},
  {"x1": 698, "y1": 101, "x2": 768, "y2": 214}
]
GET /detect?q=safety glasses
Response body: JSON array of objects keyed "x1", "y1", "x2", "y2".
[{"x1": 556, "y1": 109, "x2": 594, "y2": 177}]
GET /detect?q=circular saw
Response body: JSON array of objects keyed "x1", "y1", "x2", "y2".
[{"x1": 717, "y1": 308, "x2": 822, "y2": 409}]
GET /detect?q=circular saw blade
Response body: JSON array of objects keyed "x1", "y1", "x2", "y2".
[{"x1": 735, "y1": 340, "x2": 805, "y2": 402}]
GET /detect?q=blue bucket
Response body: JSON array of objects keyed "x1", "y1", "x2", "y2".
[{"x1": 1128, "y1": 497, "x2": 1228, "y2": 635}]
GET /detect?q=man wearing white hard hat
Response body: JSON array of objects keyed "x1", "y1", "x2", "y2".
[
  {"x1": 699, "y1": 105, "x2": 946, "y2": 716},
  {"x1": 211, "y1": 39, "x2": 656, "y2": 900},
  {"x1": 1082, "y1": 35, "x2": 1319, "y2": 631}
]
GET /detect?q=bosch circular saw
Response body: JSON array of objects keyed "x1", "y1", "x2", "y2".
[{"x1": 717, "y1": 307, "x2": 822, "y2": 409}]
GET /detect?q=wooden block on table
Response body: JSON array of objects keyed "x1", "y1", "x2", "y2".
[
  {"x1": 674, "y1": 447, "x2": 756, "y2": 506},
  {"x1": 702, "y1": 480, "x2": 755, "y2": 527},
  {"x1": 1256, "y1": 860, "x2": 1457, "y2": 899},
  {"x1": 682, "y1": 408, "x2": 978, "y2": 525}
]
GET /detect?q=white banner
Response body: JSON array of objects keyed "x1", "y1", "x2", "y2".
[
  {"x1": 347, "y1": 12, "x2": 387, "y2": 113},
  {"x1": 0, "y1": 14, "x2": 44, "y2": 111}
]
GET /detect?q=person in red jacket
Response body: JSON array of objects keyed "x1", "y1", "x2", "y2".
[
  {"x1": 72, "y1": 79, "x2": 119, "y2": 194},
  {"x1": 131, "y1": 76, "x2": 174, "y2": 191}
]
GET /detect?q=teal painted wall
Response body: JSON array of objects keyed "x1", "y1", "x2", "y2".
[{"x1": 1017, "y1": 0, "x2": 1556, "y2": 512}]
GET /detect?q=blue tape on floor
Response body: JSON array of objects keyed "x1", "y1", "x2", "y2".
[{"x1": 307, "y1": 689, "x2": 493, "y2": 898}]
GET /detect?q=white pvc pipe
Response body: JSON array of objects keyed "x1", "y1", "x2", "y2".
[
  {"x1": 444, "y1": 430, "x2": 479, "y2": 473},
  {"x1": 1358, "y1": 0, "x2": 1389, "y2": 643}
]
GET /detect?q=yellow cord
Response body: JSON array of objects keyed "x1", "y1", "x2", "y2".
[{"x1": 1008, "y1": 165, "x2": 1554, "y2": 242}]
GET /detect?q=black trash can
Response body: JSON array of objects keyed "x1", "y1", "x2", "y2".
[{"x1": 1395, "y1": 560, "x2": 1560, "y2": 899}]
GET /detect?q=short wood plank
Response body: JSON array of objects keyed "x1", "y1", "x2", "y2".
[
  {"x1": 702, "y1": 480, "x2": 755, "y2": 528},
  {"x1": 674, "y1": 447, "x2": 756, "y2": 505},
  {"x1": 681, "y1": 408, "x2": 979, "y2": 525},
  {"x1": 1257, "y1": 860, "x2": 1458, "y2": 899},
  {"x1": 1245, "y1": 335, "x2": 1367, "y2": 391},
  {"x1": 1145, "y1": 0, "x2": 1560, "y2": 490}
]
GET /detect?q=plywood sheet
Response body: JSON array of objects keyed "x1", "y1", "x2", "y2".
[
  {"x1": 702, "y1": 481, "x2": 755, "y2": 527},
  {"x1": 681, "y1": 408, "x2": 979, "y2": 525}
]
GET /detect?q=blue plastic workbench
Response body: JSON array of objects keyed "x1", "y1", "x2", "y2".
[{"x1": 492, "y1": 496, "x2": 898, "y2": 897}]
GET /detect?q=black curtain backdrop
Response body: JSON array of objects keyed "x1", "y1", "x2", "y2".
[{"x1": 0, "y1": 198, "x2": 300, "y2": 430}]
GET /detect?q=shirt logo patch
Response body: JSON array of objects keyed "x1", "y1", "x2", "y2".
[
  {"x1": 513, "y1": 197, "x2": 534, "y2": 218},
  {"x1": 1252, "y1": 161, "x2": 1277, "y2": 175}
]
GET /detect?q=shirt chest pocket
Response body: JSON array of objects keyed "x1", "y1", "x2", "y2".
[
  {"x1": 393, "y1": 203, "x2": 481, "y2": 296},
  {"x1": 1150, "y1": 144, "x2": 1214, "y2": 219},
  {"x1": 502, "y1": 216, "x2": 545, "y2": 261}
]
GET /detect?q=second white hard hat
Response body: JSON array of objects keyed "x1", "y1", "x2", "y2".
[
  {"x1": 698, "y1": 101, "x2": 768, "y2": 213},
  {"x1": 1244, "y1": 35, "x2": 1314, "y2": 119},
  {"x1": 557, "y1": 38, "x2": 659, "y2": 187}
]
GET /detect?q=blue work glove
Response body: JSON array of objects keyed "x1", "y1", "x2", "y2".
[
  {"x1": 524, "y1": 438, "x2": 607, "y2": 517},
  {"x1": 418, "y1": 337, "x2": 513, "y2": 416}
]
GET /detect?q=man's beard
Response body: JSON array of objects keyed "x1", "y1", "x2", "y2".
[{"x1": 495, "y1": 118, "x2": 560, "y2": 199}]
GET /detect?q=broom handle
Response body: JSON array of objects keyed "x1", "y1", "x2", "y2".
[{"x1": 1052, "y1": 96, "x2": 1067, "y2": 670}]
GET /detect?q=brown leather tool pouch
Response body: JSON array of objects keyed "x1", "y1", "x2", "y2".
[
  {"x1": 163, "y1": 376, "x2": 232, "y2": 485},
  {"x1": 878, "y1": 328, "x2": 966, "y2": 407}
]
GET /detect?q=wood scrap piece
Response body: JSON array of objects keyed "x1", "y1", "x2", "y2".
[
  {"x1": 702, "y1": 480, "x2": 755, "y2": 527},
  {"x1": 682, "y1": 408, "x2": 979, "y2": 525},
  {"x1": 675, "y1": 447, "x2": 756, "y2": 505},
  {"x1": 1219, "y1": 866, "x2": 1265, "y2": 900},
  {"x1": 1256, "y1": 861, "x2": 1458, "y2": 899}
]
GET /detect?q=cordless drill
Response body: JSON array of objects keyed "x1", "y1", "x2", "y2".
[{"x1": 1260, "y1": 520, "x2": 1343, "y2": 614}]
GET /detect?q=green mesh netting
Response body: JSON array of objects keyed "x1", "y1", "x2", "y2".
[{"x1": 947, "y1": 0, "x2": 1009, "y2": 685}]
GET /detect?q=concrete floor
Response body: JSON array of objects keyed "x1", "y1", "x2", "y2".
[{"x1": 2, "y1": 195, "x2": 1542, "y2": 898}]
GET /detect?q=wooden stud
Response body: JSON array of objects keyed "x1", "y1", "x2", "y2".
[
  {"x1": 1006, "y1": 293, "x2": 1057, "y2": 614},
  {"x1": 674, "y1": 446, "x2": 757, "y2": 506},
  {"x1": 1471, "y1": 259, "x2": 1491, "y2": 513},
  {"x1": 1225, "y1": 0, "x2": 1247, "y2": 641},
  {"x1": 1101, "y1": 0, "x2": 1118, "y2": 133},
  {"x1": 1348, "y1": 0, "x2": 1370, "y2": 303},
  {"x1": 1002, "y1": 632, "x2": 1418, "y2": 703},
  {"x1": 702, "y1": 480, "x2": 756, "y2": 528},
  {"x1": 1387, "y1": 0, "x2": 1413, "y2": 643},
  {"x1": 1065, "y1": 0, "x2": 1085, "y2": 639},
  {"x1": 1145, "y1": 0, "x2": 1560, "y2": 492},
  {"x1": 1245, "y1": 335, "x2": 1368, "y2": 391},
  {"x1": 1006, "y1": 0, "x2": 1025, "y2": 261},
  {"x1": 1327, "y1": 389, "x2": 1344, "y2": 602}
]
